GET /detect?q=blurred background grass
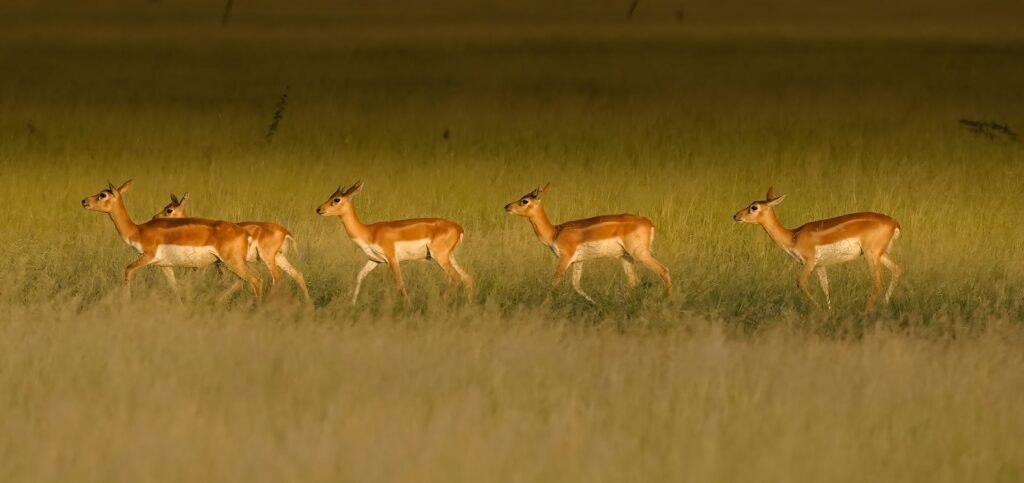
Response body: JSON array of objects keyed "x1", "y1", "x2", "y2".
[{"x1": 1, "y1": 0, "x2": 1023, "y2": 480}]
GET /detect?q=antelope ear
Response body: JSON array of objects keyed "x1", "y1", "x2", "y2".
[
  {"x1": 117, "y1": 179, "x2": 133, "y2": 194},
  {"x1": 170, "y1": 193, "x2": 179, "y2": 204},
  {"x1": 346, "y1": 180, "x2": 364, "y2": 197},
  {"x1": 537, "y1": 182, "x2": 551, "y2": 199},
  {"x1": 766, "y1": 186, "x2": 776, "y2": 201},
  {"x1": 767, "y1": 194, "x2": 787, "y2": 206},
  {"x1": 180, "y1": 192, "x2": 189, "y2": 205}
]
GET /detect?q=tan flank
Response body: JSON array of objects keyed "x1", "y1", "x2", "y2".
[
  {"x1": 504, "y1": 183, "x2": 671, "y2": 303},
  {"x1": 733, "y1": 187, "x2": 902, "y2": 312},
  {"x1": 316, "y1": 181, "x2": 473, "y2": 304},
  {"x1": 81, "y1": 180, "x2": 262, "y2": 301}
]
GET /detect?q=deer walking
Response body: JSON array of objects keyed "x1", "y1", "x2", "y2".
[
  {"x1": 153, "y1": 193, "x2": 311, "y2": 303},
  {"x1": 733, "y1": 187, "x2": 902, "y2": 312},
  {"x1": 504, "y1": 183, "x2": 671, "y2": 303},
  {"x1": 316, "y1": 182, "x2": 473, "y2": 304},
  {"x1": 81, "y1": 180, "x2": 262, "y2": 301}
]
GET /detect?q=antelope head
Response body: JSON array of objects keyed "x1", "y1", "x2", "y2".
[
  {"x1": 316, "y1": 181, "x2": 364, "y2": 216},
  {"x1": 733, "y1": 187, "x2": 786, "y2": 224}
]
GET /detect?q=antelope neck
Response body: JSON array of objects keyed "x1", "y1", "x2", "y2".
[
  {"x1": 759, "y1": 210, "x2": 795, "y2": 249},
  {"x1": 527, "y1": 207, "x2": 557, "y2": 246},
  {"x1": 109, "y1": 199, "x2": 141, "y2": 243},
  {"x1": 338, "y1": 204, "x2": 371, "y2": 241}
]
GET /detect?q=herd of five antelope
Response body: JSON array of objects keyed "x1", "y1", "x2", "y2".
[{"x1": 82, "y1": 180, "x2": 901, "y2": 312}]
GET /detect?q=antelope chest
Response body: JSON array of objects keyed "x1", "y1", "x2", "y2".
[
  {"x1": 124, "y1": 239, "x2": 144, "y2": 254},
  {"x1": 354, "y1": 239, "x2": 431, "y2": 263},
  {"x1": 569, "y1": 238, "x2": 625, "y2": 262},
  {"x1": 153, "y1": 245, "x2": 219, "y2": 268},
  {"x1": 814, "y1": 239, "x2": 862, "y2": 266}
]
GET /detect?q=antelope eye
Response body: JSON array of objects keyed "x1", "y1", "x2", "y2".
[
  {"x1": 750, "y1": 205, "x2": 758, "y2": 212},
  {"x1": 333, "y1": 198, "x2": 341, "y2": 203},
  {"x1": 520, "y1": 199, "x2": 529, "y2": 205},
  {"x1": 166, "y1": 209, "x2": 173, "y2": 214},
  {"x1": 98, "y1": 193, "x2": 106, "y2": 199}
]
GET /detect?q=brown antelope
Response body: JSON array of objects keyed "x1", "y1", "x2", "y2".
[
  {"x1": 316, "y1": 181, "x2": 473, "y2": 303},
  {"x1": 152, "y1": 193, "x2": 312, "y2": 303},
  {"x1": 733, "y1": 187, "x2": 902, "y2": 312},
  {"x1": 81, "y1": 180, "x2": 262, "y2": 301},
  {"x1": 504, "y1": 183, "x2": 671, "y2": 303}
]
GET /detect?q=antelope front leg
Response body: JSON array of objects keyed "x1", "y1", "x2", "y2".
[
  {"x1": 550, "y1": 254, "x2": 573, "y2": 289},
  {"x1": 570, "y1": 263, "x2": 596, "y2": 304},
  {"x1": 123, "y1": 253, "x2": 155, "y2": 299},
  {"x1": 797, "y1": 261, "x2": 821, "y2": 310},
  {"x1": 351, "y1": 260, "x2": 380, "y2": 305}
]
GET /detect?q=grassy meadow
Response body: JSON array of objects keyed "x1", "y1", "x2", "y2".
[{"x1": 2, "y1": 0, "x2": 1024, "y2": 481}]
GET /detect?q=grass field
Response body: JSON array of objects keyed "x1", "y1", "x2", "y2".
[{"x1": 2, "y1": 0, "x2": 1024, "y2": 481}]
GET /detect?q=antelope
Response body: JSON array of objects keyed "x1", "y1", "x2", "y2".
[
  {"x1": 81, "y1": 180, "x2": 262, "y2": 301},
  {"x1": 315, "y1": 181, "x2": 473, "y2": 304},
  {"x1": 504, "y1": 183, "x2": 671, "y2": 303},
  {"x1": 733, "y1": 187, "x2": 902, "y2": 312},
  {"x1": 153, "y1": 193, "x2": 312, "y2": 303}
]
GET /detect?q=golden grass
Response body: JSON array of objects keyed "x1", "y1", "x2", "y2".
[{"x1": 1, "y1": 0, "x2": 1024, "y2": 480}]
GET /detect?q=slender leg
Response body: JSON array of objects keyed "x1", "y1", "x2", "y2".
[
  {"x1": 816, "y1": 267, "x2": 831, "y2": 311},
  {"x1": 864, "y1": 256, "x2": 884, "y2": 313},
  {"x1": 352, "y1": 260, "x2": 380, "y2": 305},
  {"x1": 161, "y1": 267, "x2": 181, "y2": 300},
  {"x1": 218, "y1": 280, "x2": 244, "y2": 304},
  {"x1": 570, "y1": 263, "x2": 596, "y2": 304},
  {"x1": 621, "y1": 258, "x2": 639, "y2": 289},
  {"x1": 276, "y1": 254, "x2": 312, "y2": 303},
  {"x1": 222, "y1": 257, "x2": 263, "y2": 303},
  {"x1": 880, "y1": 253, "x2": 902, "y2": 303},
  {"x1": 449, "y1": 255, "x2": 474, "y2": 299},
  {"x1": 429, "y1": 247, "x2": 461, "y2": 301},
  {"x1": 260, "y1": 246, "x2": 283, "y2": 292},
  {"x1": 797, "y1": 261, "x2": 821, "y2": 310},
  {"x1": 384, "y1": 255, "x2": 409, "y2": 300},
  {"x1": 124, "y1": 253, "x2": 156, "y2": 299},
  {"x1": 551, "y1": 254, "x2": 573, "y2": 289},
  {"x1": 633, "y1": 250, "x2": 672, "y2": 296}
]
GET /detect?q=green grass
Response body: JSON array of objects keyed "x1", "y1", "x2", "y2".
[{"x1": 1, "y1": 0, "x2": 1024, "y2": 481}]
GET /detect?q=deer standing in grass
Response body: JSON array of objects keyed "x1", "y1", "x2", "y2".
[
  {"x1": 316, "y1": 182, "x2": 473, "y2": 304},
  {"x1": 733, "y1": 187, "x2": 902, "y2": 312},
  {"x1": 504, "y1": 183, "x2": 671, "y2": 303},
  {"x1": 153, "y1": 193, "x2": 311, "y2": 303},
  {"x1": 81, "y1": 180, "x2": 262, "y2": 301}
]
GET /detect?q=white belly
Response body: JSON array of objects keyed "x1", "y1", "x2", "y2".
[
  {"x1": 569, "y1": 238, "x2": 625, "y2": 262},
  {"x1": 354, "y1": 239, "x2": 430, "y2": 263},
  {"x1": 394, "y1": 239, "x2": 430, "y2": 261},
  {"x1": 814, "y1": 239, "x2": 862, "y2": 266},
  {"x1": 153, "y1": 245, "x2": 220, "y2": 268}
]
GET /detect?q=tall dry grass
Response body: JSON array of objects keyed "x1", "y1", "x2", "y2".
[{"x1": 1, "y1": 0, "x2": 1023, "y2": 480}]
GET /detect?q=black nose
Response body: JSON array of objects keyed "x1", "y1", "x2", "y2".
[
  {"x1": 315, "y1": 207, "x2": 321, "y2": 214},
  {"x1": 81, "y1": 199, "x2": 88, "y2": 207}
]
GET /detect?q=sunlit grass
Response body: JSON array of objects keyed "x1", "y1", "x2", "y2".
[{"x1": 1, "y1": 0, "x2": 1023, "y2": 480}]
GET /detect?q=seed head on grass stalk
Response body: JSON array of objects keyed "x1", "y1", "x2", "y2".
[{"x1": 265, "y1": 88, "x2": 288, "y2": 145}]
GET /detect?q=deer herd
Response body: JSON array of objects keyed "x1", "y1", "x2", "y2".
[{"x1": 82, "y1": 180, "x2": 902, "y2": 312}]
